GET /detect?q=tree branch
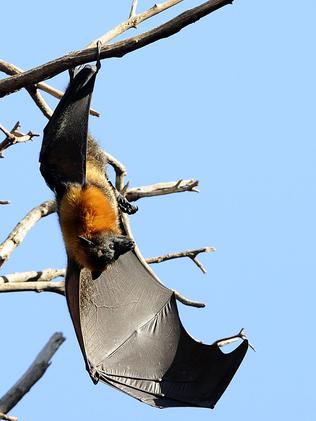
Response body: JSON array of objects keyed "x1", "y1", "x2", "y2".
[
  {"x1": 129, "y1": 0, "x2": 139, "y2": 20},
  {"x1": 0, "y1": 122, "x2": 39, "y2": 158},
  {"x1": 0, "y1": 60, "x2": 100, "y2": 118},
  {"x1": 0, "y1": 333, "x2": 65, "y2": 414},
  {"x1": 126, "y1": 179, "x2": 199, "y2": 201},
  {"x1": 0, "y1": 412, "x2": 18, "y2": 421},
  {"x1": 24, "y1": 85, "x2": 52, "y2": 119},
  {"x1": 104, "y1": 151, "x2": 127, "y2": 192},
  {"x1": 87, "y1": 0, "x2": 183, "y2": 47},
  {"x1": 0, "y1": 61, "x2": 53, "y2": 118},
  {"x1": 0, "y1": 0, "x2": 232, "y2": 97},
  {"x1": 172, "y1": 290, "x2": 205, "y2": 308},
  {"x1": 0, "y1": 281, "x2": 65, "y2": 295},
  {"x1": 0, "y1": 269, "x2": 65, "y2": 284},
  {"x1": 0, "y1": 200, "x2": 56, "y2": 268},
  {"x1": 214, "y1": 328, "x2": 256, "y2": 352},
  {"x1": 146, "y1": 246, "x2": 215, "y2": 274},
  {"x1": 0, "y1": 201, "x2": 10, "y2": 205}
]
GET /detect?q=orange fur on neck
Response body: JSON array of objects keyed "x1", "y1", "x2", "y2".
[{"x1": 59, "y1": 184, "x2": 120, "y2": 267}]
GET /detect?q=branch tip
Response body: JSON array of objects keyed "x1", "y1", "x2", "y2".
[{"x1": 0, "y1": 122, "x2": 39, "y2": 157}]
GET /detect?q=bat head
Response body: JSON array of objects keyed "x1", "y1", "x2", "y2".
[{"x1": 78, "y1": 234, "x2": 135, "y2": 272}]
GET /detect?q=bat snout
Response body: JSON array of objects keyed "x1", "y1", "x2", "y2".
[{"x1": 113, "y1": 236, "x2": 135, "y2": 259}]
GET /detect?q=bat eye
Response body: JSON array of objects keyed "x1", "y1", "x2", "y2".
[{"x1": 109, "y1": 243, "x2": 115, "y2": 250}]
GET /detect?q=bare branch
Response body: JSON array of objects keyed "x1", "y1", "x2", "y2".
[
  {"x1": 146, "y1": 246, "x2": 215, "y2": 274},
  {"x1": 0, "y1": 122, "x2": 39, "y2": 157},
  {"x1": 0, "y1": 60, "x2": 100, "y2": 118},
  {"x1": 87, "y1": 0, "x2": 183, "y2": 47},
  {"x1": 173, "y1": 290, "x2": 205, "y2": 308},
  {"x1": 129, "y1": 0, "x2": 139, "y2": 20},
  {"x1": 0, "y1": 412, "x2": 18, "y2": 421},
  {"x1": 0, "y1": 281, "x2": 65, "y2": 295},
  {"x1": 0, "y1": 0, "x2": 233, "y2": 97},
  {"x1": 0, "y1": 61, "x2": 53, "y2": 118},
  {"x1": 214, "y1": 328, "x2": 256, "y2": 352},
  {"x1": 104, "y1": 151, "x2": 127, "y2": 191},
  {"x1": 0, "y1": 268, "x2": 65, "y2": 284},
  {"x1": 25, "y1": 85, "x2": 53, "y2": 119},
  {"x1": 0, "y1": 200, "x2": 56, "y2": 268},
  {"x1": 0, "y1": 333, "x2": 65, "y2": 414},
  {"x1": 126, "y1": 179, "x2": 199, "y2": 201},
  {"x1": 104, "y1": 145, "x2": 199, "y2": 198},
  {"x1": 0, "y1": 201, "x2": 10, "y2": 205}
]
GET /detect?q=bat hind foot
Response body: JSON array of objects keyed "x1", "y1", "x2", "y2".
[{"x1": 117, "y1": 193, "x2": 138, "y2": 215}]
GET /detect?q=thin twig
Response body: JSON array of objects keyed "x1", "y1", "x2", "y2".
[
  {"x1": 87, "y1": 0, "x2": 183, "y2": 47},
  {"x1": 0, "y1": 412, "x2": 18, "y2": 421},
  {"x1": 25, "y1": 85, "x2": 53, "y2": 118},
  {"x1": 126, "y1": 179, "x2": 199, "y2": 201},
  {"x1": 0, "y1": 200, "x2": 56, "y2": 268},
  {"x1": 0, "y1": 60, "x2": 100, "y2": 117},
  {"x1": 129, "y1": 0, "x2": 139, "y2": 20},
  {"x1": 0, "y1": 122, "x2": 39, "y2": 157},
  {"x1": 147, "y1": 246, "x2": 215, "y2": 274},
  {"x1": 0, "y1": 333, "x2": 65, "y2": 414},
  {"x1": 0, "y1": 0, "x2": 233, "y2": 97},
  {"x1": 0, "y1": 201, "x2": 10, "y2": 205},
  {"x1": 0, "y1": 61, "x2": 52, "y2": 118},
  {"x1": 172, "y1": 290, "x2": 205, "y2": 308},
  {"x1": 214, "y1": 328, "x2": 256, "y2": 352}
]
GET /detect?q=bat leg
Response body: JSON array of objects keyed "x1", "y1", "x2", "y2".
[
  {"x1": 214, "y1": 328, "x2": 256, "y2": 351},
  {"x1": 117, "y1": 192, "x2": 138, "y2": 215}
]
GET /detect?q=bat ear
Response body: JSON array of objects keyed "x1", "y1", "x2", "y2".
[{"x1": 78, "y1": 235, "x2": 94, "y2": 247}]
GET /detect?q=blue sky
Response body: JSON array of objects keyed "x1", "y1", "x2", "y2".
[{"x1": 1, "y1": 1, "x2": 315, "y2": 420}]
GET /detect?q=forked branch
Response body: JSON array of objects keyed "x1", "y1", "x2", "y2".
[
  {"x1": 0, "y1": 122, "x2": 39, "y2": 157},
  {"x1": 215, "y1": 328, "x2": 256, "y2": 352},
  {"x1": 0, "y1": 0, "x2": 233, "y2": 97},
  {"x1": 87, "y1": 0, "x2": 183, "y2": 47},
  {"x1": 147, "y1": 246, "x2": 216, "y2": 274},
  {"x1": 126, "y1": 179, "x2": 199, "y2": 201}
]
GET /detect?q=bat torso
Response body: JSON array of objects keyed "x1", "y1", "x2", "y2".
[
  {"x1": 57, "y1": 137, "x2": 132, "y2": 272},
  {"x1": 59, "y1": 183, "x2": 120, "y2": 270}
]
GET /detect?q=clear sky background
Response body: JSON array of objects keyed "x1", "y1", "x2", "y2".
[{"x1": 1, "y1": 1, "x2": 315, "y2": 420}]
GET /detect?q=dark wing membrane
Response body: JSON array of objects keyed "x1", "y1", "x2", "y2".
[
  {"x1": 66, "y1": 250, "x2": 248, "y2": 409},
  {"x1": 39, "y1": 65, "x2": 98, "y2": 195}
]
